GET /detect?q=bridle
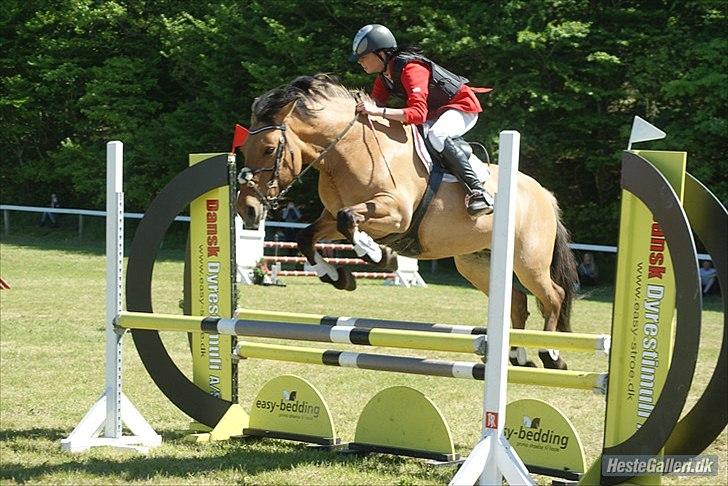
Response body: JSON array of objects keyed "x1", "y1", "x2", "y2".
[{"x1": 237, "y1": 114, "x2": 358, "y2": 210}]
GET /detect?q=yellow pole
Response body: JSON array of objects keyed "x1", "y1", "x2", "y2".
[
  {"x1": 508, "y1": 368, "x2": 606, "y2": 392},
  {"x1": 237, "y1": 341, "x2": 326, "y2": 365},
  {"x1": 118, "y1": 312, "x2": 203, "y2": 332},
  {"x1": 237, "y1": 307, "x2": 324, "y2": 324}
]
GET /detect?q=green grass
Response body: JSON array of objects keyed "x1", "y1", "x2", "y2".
[{"x1": 1, "y1": 229, "x2": 726, "y2": 485}]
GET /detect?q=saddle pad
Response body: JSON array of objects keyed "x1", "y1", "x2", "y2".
[{"x1": 411, "y1": 125, "x2": 490, "y2": 184}]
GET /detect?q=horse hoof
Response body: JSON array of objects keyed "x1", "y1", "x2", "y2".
[
  {"x1": 365, "y1": 246, "x2": 398, "y2": 271},
  {"x1": 320, "y1": 267, "x2": 357, "y2": 291},
  {"x1": 509, "y1": 347, "x2": 537, "y2": 367},
  {"x1": 539, "y1": 350, "x2": 568, "y2": 370},
  {"x1": 380, "y1": 246, "x2": 398, "y2": 271},
  {"x1": 509, "y1": 357, "x2": 537, "y2": 368}
]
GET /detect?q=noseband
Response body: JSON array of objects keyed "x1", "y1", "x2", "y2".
[
  {"x1": 237, "y1": 123, "x2": 291, "y2": 210},
  {"x1": 238, "y1": 114, "x2": 358, "y2": 210}
]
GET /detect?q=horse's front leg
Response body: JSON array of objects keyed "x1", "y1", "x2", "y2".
[
  {"x1": 335, "y1": 195, "x2": 407, "y2": 272},
  {"x1": 296, "y1": 211, "x2": 357, "y2": 291}
]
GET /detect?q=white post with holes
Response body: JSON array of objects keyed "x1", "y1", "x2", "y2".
[
  {"x1": 450, "y1": 131, "x2": 534, "y2": 486},
  {"x1": 60, "y1": 142, "x2": 161, "y2": 453}
]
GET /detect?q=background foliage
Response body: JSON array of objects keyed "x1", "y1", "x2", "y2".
[{"x1": 2, "y1": 0, "x2": 726, "y2": 243}]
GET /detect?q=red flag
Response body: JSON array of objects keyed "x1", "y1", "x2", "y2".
[{"x1": 231, "y1": 124, "x2": 249, "y2": 153}]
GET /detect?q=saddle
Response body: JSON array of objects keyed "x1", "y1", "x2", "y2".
[{"x1": 377, "y1": 128, "x2": 486, "y2": 256}]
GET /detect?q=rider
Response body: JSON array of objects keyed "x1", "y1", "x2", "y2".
[{"x1": 350, "y1": 24, "x2": 494, "y2": 216}]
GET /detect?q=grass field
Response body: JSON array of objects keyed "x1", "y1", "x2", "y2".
[{"x1": 1, "y1": 227, "x2": 726, "y2": 485}]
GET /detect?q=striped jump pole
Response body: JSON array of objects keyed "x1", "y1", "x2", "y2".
[
  {"x1": 234, "y1": 308, "x2": 610, "y2": 355},
  {"x1": 264, "y1": 241, "x2": 356, "y2": 251},
  {"x1": 265, "y1": 256, "x2": 366, "y2": 265},
  {"x1": 233, "y1": 341, "x2": 606, "y2": 392},
  {"x1": 118, "y1": 311, "x2": 610, "y2": 356},
  {"x1": 262, "y1": 240, "x2": 426, "y2": 287},
  {"x1": 117, "y1": 311, "x2": 487, "y2": 354},
  {"x1": 275, "y1": 270, "x2": 396, "y2": 279}
]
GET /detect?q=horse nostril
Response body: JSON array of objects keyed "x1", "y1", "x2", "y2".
[{"x1": 245, "y1": 206, "x2": 256, "y2": 221}]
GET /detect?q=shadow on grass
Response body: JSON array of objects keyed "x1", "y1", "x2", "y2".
[
  {"x1": 0, "y1": 428, "x2": 449, "y2": 483},
  {"x1": 0, "y1": 427, "x2": 68, "y2": 442},
  {"x1": 419, "y1": 262, "x2": 474, "y2": 289}
]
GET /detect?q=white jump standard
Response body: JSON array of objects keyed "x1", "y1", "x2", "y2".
[
  {"x1": 451, "y1": 131, "x2": 534, "y2": 485},
  {"x1": 60, "y1": 142, "x2": 161, "y2": 453}
]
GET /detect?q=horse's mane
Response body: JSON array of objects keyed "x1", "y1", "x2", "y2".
[{"x1": 252, "y1": 74, "x2": 357, "y2": 124}]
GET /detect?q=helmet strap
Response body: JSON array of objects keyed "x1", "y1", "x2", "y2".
[{"x1": 374, "y1": 50, "x2": 391, "y2": 73}]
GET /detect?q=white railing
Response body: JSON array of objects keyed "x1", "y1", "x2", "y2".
[
  {"x1": 1, "y1": 205, "x2": 304, "y2": 238},
  {"x1": 2, "y1": 204, "x2": 712, "y2": 260}
]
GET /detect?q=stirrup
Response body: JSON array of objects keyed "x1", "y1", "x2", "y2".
[{"x1": 465, "y1": 191, "x2": 493, "y2": 216}]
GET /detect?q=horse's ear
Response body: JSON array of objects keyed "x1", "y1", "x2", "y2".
[{"x1": 274, "y1": 100, "x2": 298, "y2": 124}]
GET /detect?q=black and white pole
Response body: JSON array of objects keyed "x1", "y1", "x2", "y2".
[
  {"x1": 450, "y1": 131, "x2": 534, "y2": 485},
  {"x1": 60, "y1": 142, "x2": 160, "y2": 452}
]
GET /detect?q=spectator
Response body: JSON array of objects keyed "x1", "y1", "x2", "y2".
[
  {"x1": 40, "y1": 193, "x2": 60, "y2": 227},
  {"x1": 281, "y1": 201, "x2": 302, "y2": 241},
  {"x1": 700, "y1": 260, "x2": 718, "y2": 295},
  {"x1": 577, "y1": 252, "x2": 599, "y2": 287}
]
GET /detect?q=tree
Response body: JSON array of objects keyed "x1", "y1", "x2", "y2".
[{"x1": 2, "y1": 0, "x2": 725, "y2": 243}]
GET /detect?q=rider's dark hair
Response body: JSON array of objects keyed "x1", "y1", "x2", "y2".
[
  {"x1": 378, "y1": 44, "x2": 424, "y2": 66},
  {"x1": 390, "y1": 44, "x2": 424, "y2": 57}
]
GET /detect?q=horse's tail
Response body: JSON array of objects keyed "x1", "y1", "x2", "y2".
[{"x1": 549, "y1": 199, "x2": 578, "y2": 333}]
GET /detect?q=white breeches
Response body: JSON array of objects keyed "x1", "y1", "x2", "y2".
[{"x1": 425, "y1": 110, "x2": 478, "y2": 152}]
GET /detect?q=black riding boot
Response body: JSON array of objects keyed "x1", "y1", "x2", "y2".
[{"x1": 440, "y1": 137, "x2": 494, "y2": 215}]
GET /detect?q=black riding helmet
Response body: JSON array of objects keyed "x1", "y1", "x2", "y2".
[{"x1": 349, "y1": 24, "x2": 397, "y2": 62}]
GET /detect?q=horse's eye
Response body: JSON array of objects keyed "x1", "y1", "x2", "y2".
[{"x1": 264, "y1": 147, "x2": 275, "y2": 155}]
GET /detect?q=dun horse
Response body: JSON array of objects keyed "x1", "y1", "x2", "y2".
[{"x1": 236, "y1": 74, "x2": 578, "y2": 369}]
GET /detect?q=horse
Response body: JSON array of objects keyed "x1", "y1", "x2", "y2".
[{"x1": 236, "y1": 74, "x2": 578, "y2": 369}]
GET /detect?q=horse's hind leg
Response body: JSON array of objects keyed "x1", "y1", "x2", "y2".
[
  {"x1": 515, "y1": 267, "x2": 568, "y2": 370},
  {"x1": 296, "y1": 211, "x2": 357, "y2": 291},
  {"x1": 510, "y1": 289, "x2": 537, "y2": 367},
  {"x1": 336, "y1": 197, "x2": 405, "y2": 271},
  {"x1": 453, "y1": 252, "x2": 536, "y2": 367}
]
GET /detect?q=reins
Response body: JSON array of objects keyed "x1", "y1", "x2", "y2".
[
  {"x1": 239, "y1": 92, "x2": 400, "y2": 210},
  {"x1": 238, "y1": 113, "x2": 358, "y2": 210},
  {"x1": 354, "y1": 92, "x2": 397, "y2": 187}
]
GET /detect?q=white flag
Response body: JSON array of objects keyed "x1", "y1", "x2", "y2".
[{"x1": 628, "y1": 116, "x2": 666, "y2": 149}]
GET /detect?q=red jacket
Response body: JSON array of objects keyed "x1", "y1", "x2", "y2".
[{"x1": 371, "y1": 59, "x2": 482, "y2": 125}]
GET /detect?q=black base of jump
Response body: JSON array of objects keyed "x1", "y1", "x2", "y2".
[
  {"x1": 346, "y1": 442, "x2": 461, "y2": 463},
  {"x1": 241, "y1": 428, "x2": 341, "y2": 448}
]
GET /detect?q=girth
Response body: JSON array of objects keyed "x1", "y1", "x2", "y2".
[
  {"x1": 376, "y1": 166, "x2": 444, "y2": 257},
  {"x1": 376, "y1": 133, "x2": 447, "y2": 257}
]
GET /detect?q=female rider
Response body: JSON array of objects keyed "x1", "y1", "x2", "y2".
[{"x1": 350, "y1": 24, "x2": 493, "y2": 216}]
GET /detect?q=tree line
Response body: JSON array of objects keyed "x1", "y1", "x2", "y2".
[{"x1": 2, "y1": 0, "x2": 725, "y2": 243}]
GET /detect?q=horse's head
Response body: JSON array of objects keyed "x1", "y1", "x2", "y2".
[
  {"x1": 236, "y1": 100, "x2": 304, "y2": 229},
  {"x1": 236, "y1": 75, "x2": 359, "y2": 229}
]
